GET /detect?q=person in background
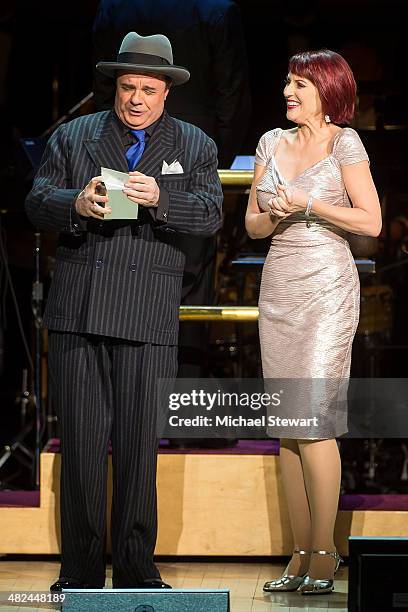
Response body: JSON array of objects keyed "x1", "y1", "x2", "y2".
[
  {"x1": 93, "y1": 0, "x2": 251, "y2": 168},
  {"x1": 93, "y1": 0, "x2": 251, "y2": 395}
]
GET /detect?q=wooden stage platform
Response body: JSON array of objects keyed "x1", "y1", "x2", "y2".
[{"x1": 1, "y1": 442, "x2": 408, "y2": 557}]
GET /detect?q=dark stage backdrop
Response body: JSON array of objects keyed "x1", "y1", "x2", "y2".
[{"x1": 2, "y1": 0, "x2": 407, "y2": 146}]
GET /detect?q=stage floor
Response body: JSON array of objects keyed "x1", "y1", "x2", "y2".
[{"x1": 0, "y1": 557, "x2": 348, "y2": 611}]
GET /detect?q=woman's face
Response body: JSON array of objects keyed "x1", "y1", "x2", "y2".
[{"x1": 283, "y1": 72, "x2": 324, "y2": 125}]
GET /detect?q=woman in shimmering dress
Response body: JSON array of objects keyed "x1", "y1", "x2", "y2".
[{"x1": 245, "y1": 50, "x2": 381, "y2": 595}]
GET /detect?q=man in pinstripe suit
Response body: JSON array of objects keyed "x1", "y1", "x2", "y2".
[{"x1": 25, "y1": 32, "x2": 223, "y2": 590}]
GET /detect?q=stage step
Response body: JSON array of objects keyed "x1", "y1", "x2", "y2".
[{"x1": 2, "y1": 451, "x2": 408, "y2": 555}]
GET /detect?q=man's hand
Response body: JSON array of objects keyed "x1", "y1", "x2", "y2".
[
  {"x1": 75, "y1": 176, "x2": 112, "y2": 218},
  {"x1": 123, "y1": 171, "x2": 160, "y2": 207}
]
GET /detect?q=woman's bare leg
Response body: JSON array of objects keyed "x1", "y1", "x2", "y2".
[
  {"x1": 298, "y1": 438, "x2": 341, "y2": 579},
  {"x1": 279, "y1": 438, "x2": 312, "y2": 575}
]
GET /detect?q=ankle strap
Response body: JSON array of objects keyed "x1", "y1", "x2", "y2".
[
  {"x1": 311, "y1": 549, "x2": 342, "y2": 560},
  {"x1": 294, "y1": 549, "x2": 312, "y2": 555}
]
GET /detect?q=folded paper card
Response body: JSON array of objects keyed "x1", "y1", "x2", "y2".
[
  {"x1": 101, "y1": 167, "x2": 138, "y2": 220},
  {"x1": 161, "y1": 159, "x2": 184, "y2": 174}
]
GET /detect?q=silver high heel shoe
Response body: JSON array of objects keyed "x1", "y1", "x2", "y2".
[
  {"x1": 263, "y1": 549, "x2": 311, "y2": 592},
  {"x1": 298, "y1": 549, "x2": 343, "y2": 595}
]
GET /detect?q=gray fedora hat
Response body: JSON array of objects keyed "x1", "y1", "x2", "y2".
[{"x1": 96, "y1": 32, "x2": 190, "y2": 86}]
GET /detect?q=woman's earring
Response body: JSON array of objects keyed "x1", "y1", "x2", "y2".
[{"x1": 324, "y1": 114, "x2": 331, "y2": 123}]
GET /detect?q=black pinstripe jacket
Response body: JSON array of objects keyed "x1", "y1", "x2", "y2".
[{"x1": 25, "y1": 110, "x2": 223, "y2": 345}]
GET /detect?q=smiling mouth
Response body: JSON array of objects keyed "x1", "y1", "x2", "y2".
[{"x1": 286, "y1": 101, "x2": 300, "y2": 109}]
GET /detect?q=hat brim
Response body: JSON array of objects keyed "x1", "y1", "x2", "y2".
[{"x1": 96, "y1": 62, "x2": 190, "y2": 86}]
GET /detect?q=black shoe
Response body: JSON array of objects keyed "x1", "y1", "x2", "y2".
[
  {"x1": 138, "y1": 578, "x2": 172, "y2": 589},
  {"x1": 50, "y1": 580, "x2": 102, "y2": 592}
]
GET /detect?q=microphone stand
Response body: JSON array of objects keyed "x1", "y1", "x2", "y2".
[{"x1": 31, "y1": 232, "x2": 43, "y2": 489}]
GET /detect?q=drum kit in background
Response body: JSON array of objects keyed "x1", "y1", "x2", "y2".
[
  {"x1": 354, "y1": 283, "x2": 393, "y2": 377},
  {"x1": 212, "y1": 247, "x2": 397, "y2": 380}
]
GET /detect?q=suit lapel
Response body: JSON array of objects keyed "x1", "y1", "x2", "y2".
[
  {"x1": 136, "y1": 110, "x2": 184, "y2": 178},
  {"x1": 83, "y1": 110, "x2": 184, "y2": 177},
  {"x1": 83, "y1": 111, "x2": 128, "y2": 173}
]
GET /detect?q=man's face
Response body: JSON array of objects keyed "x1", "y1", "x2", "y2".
[{"x1": 114, "y1": 73, "x2": 170, "y2": 129}]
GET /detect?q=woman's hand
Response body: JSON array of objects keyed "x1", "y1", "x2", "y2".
[
  {"x1": 268, "y1": 184, "x2": 309, "y2": 216},
  {"x1": 267, "y1": 193, "x2": 290, "y2": 218}
]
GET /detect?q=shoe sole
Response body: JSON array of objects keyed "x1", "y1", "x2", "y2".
[{"x1": 300, "y1": 588, "x2": 334, "y2": 595}]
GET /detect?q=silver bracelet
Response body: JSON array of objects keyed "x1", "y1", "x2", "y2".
[{"x1": 305, "y1": 195, "x2": 313, "y2": 227}]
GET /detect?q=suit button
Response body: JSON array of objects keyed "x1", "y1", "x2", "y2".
[
  {"x1": 95, "y1": 259, "x2": 104, "y2": 269},
  {"x1": 163, "y1": 212, "x2": 167, "y2": 218},
  {"x1": 130, "y1": 263, "x2": 136, "y2": 272}
]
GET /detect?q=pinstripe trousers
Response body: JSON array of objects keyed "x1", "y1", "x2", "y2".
[{"x1": 48, "y1": 331, "x2": 178, "y2": 587}]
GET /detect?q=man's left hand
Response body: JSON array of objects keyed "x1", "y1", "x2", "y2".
[{"x1": 123, "y1": 171, "x2": 160, "y2": 207}]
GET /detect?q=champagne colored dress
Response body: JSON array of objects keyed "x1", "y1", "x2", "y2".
[{"x1": 255, "y1": 128, "x2": 369, "y2": 439}]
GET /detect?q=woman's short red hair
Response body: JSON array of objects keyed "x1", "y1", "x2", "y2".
[{"x1": 288, "y1": 49, "x2": 356, "y2": 125}]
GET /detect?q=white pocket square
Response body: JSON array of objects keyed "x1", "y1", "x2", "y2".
[{"x1": 161, "y1": 159, "x2": 184, "y2": 174}]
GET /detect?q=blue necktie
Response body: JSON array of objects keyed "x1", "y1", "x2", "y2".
[{"x1": 125, "y1": 129, "x2": 146, "y2": 170}]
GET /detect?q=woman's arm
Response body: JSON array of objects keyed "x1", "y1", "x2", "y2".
[
  {"x1": 245, "y1": 163, "x2": 286, "y2": 239},
  {"x1": 274, "y1": 160, "x2": 382, "y2": 237},
  {"x1": 309, "y1": 160, "x2": 382, "y2": 236}
]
